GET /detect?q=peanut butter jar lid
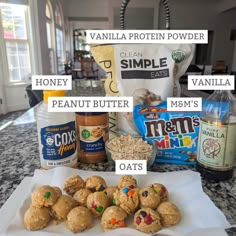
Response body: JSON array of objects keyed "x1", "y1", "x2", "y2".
[{"x1": 76, "y1": 112, "x2": 108, "y2": 116}]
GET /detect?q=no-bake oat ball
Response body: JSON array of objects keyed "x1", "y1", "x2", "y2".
[
  {"x1": 66, "y1": 206, "x2": 93, "y2": 233},
  {"x1": 117, "y1": 175, "x2": 137, "y2": 189},
  {"x1": 134, "y1": 208, "x2": 161, "y2": 234},
  {"x1": 113, "y1": 187, "x2": 139, "y2": 214},
  {"x1": 87, "y1": 191, "x2": 110, "y2": 217},
  {"x1": 24, "y1": 206, "x2": 50, "y2": 230},
  {"x1": 101, "y1": 206, "x2": 127, "y2": 231},
  {"x1": 85, "y1": 175, "x2": 107, "y2": 192},
  {"x1": 51, "y1": 195, "x2": 78, "y2": 221},
  {"x1": 73, "y1": 189, "x2": 92, "y2": 207},
  {"x1": 139, "y1": 187, "x2": 161, "y2": 209},
  {"x1": 63, "y1": 175, "x2": 85, "y2": 196},
  {"x1": 148, "y1": 183, "x2": 169, "y2": 202},
  {"x1": 31, "y1": 185, "x2": 59, "y2": 208},
  {"x1": 157, "y1": 201, "x2": 181, "y2": 226}
]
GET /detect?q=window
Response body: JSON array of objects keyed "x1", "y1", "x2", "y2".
[
  {"x1": 0, "y1": 3, "x2": 31, "y2": 82},
  {"x1": 45, "y1": 1, "x2": 55, "y2": 74},
  {"x1": 55, "y1": 3, "x2": 64, "y2": 74}
]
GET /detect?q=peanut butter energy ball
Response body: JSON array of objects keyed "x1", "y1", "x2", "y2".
[
  {"x1": 101, "y1": 206, "x2": 127, "y2": 231},
  {"x1": 51, "y1": 195, "x2": 78, "y2": 220},
  {"x1": 66, "y1": 206, "x2": 93, "y2": 233},
  {"x1": 134, "y1": 208, "x2": 161, "y2": 234},
  {"x1": 63, "y1": 175, "x2": 85, "y2": 196},
  {"x1": 87, "y1": 191, "x2": 110, "y2": 217},
  {"x1": 31, "y1": 185, "x2": 59, "y2": 208},
  {"x1": 157, "y1": 201, "x2": 181, "y2": 226},
  {"x1": 24, "y1": 206, "x2": 50, "y2": 230},
  {"x1": 85, "y1": 175, "x2": 107, "y2": 192}
]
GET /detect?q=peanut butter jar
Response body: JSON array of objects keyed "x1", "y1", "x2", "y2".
[{"x1": 76, "y1": 112, "x2": 109, "y2": 163}]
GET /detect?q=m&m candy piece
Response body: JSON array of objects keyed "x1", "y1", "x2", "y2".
[
  {"x1": 161, "y1": 186, "x2": 167, "y2": 193},
  {"x1": 144, "y1": 214, "x2": 152, "y2": 225},
  {"x1": 96, "y1": 206, "x2": 103, "y2": 213},
  {"x1": 91, "y1": 201, "x2": 97, "y2": 209},
  {"x1": 153, "y1": 188, "x2": 158, "y2": 194},
  {"x1": 109, "y1": 218, "x2": 116, "y2": 225},
  {"x1": 119, "y1": 220, "x2": 125, "y2": 227},
  {"x1": 128, "y1": 189, "x2": 135, "y2": 197},
  {"x1": 136, "y1": 216, "x2": 141, "y2": 225},
  {"x1": 98, "y1": 184, "x2": 105, "y2": 191},
  {"x1": 142, "y1": 191, "x2": 148, "y2": 197},
  {"x1": 139, "y1": 211, "x2": 147, "y2": 217},
  {"x1": 122, "y1": 188, "x2": 129, "y2": 193},
  {"x1": 112, "y1": 198, "x2": 116, "y2": 205},
  {"x1": 44, "y1": 192, "x2": 51, "y2": 199}
]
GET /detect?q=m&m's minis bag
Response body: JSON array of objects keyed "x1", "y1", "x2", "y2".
[{"x1": 133, "y1": 102, "x2": 200, "y2": 165}]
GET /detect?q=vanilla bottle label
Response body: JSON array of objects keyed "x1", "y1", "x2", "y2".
[{"x1": 197, "y1": 119, "x2": 236, "y2": 171}]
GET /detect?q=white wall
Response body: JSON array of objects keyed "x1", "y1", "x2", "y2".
[
  {"x1": 159, "y1": 0, "x2": 236, "y2": 71},
  {"x1": 214, "y1": 8, "x2": 236, "y2": 72}
]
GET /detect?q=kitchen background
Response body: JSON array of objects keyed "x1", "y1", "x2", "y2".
[{"x1": 0, "y1": 0, "x2": 236, "y2": 116}]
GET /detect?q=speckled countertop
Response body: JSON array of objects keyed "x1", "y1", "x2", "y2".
[{"x1": 0, "y1": 108, "x2": 235, "y2": 234}]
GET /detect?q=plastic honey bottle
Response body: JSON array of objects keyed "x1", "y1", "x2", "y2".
[
  {"x1": 196, "y1": 90, "x2": 236, "y2": 181},
  {"x1": 36, "y1": 90, "x2": 77, "y2": 169}
]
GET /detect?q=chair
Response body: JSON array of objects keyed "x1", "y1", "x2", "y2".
[{"x1": 25, "y1": 85, "x2": 43, "y2": 107}]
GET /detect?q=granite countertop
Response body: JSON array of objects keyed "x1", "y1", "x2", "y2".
[{"x1": 0, "y1": 108, "x2": 235, "y2": 234}]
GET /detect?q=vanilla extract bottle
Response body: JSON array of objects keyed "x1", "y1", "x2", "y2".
[{"x1": 196, "y1": 90, "x2": 236, "y2": 181}]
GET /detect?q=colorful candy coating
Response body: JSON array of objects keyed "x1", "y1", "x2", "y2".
[
  {"x1": 112, "y1": 198, "x2": 116, "y2": 205},
  {"x1": 98, "y1": 184, "x2": 105, "y2": 191},
  {"x1": 161, "y1": 186, "x2": 167, "y2": 193},
  {"x1": 119, "y1": 220, "x2": 125, "y2": 227},
  {"x1": 139, "y1": 211, "x2": 147, "y2": 217},
  {"x1": 44, "y1": 192, "x2": 51, "y2": 199},
  {"x1": 122, "y1": 187, "x2": 129, "y2": 193},
  {"x1": 91, "y1": 201, "x2": 97, "y2": 209},
  {"x1": 142, "y1": 190, "x2": 148, "y2": 197},
  {"x1": 136, "y1": 216, "x2": 141, "y2": 225},
  {"x1": 153, "y1": 188, "x2": 158, "y2": 194},
  {"x1": 109, "y1": 218, "x2": 116, "y2": 225},
  {"x1": 144, "y1": 214, "x2": 152, "y2": 225},
  {"x1": 96, "y1": 206, "x2": 103, "y2": 213},
  {"x1": 127, "y1": 190, "x2": 135, "y2": 197}
]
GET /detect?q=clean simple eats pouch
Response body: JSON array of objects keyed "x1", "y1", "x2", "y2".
[{"x1": 91, "y1": 44, "x2": 195, "y2": 134}]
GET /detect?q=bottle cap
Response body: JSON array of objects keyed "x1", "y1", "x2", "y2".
[{"x1": 43, "y1": 90, "x2": 65, "y2": 103}]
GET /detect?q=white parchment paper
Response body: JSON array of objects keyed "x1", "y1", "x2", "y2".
[{"x1": 0, "y1": 167, "x2": 232, "y2": 236}]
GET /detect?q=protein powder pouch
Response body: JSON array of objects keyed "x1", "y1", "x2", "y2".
[{"x1": 91, "y1": 44, "x2": 195, "y2": 134}]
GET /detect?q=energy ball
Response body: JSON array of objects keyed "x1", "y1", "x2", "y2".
[
  {"x1": 101, "y1": 206, "x2": 127, "y2": 231},
  {"x1": 113, "y1": 187, "x2": 139, "y2": 214},
  {"x1": 63, "y1": 175, "x2": 85, "y2": 196},
  {"x1": 31, "y1": 185, "x2": 59, "y2": 208},
  {"x1": 139, "y1": 187, "x2": 161, "y2": 209},
  {"x1": 157, "y1": 201, "x2": 181, "y2": 226},
  {"x1": 73, "y1": 189, "x2": 92, "y2": 207},
  {"x1": 66, "y1": 206, "x2": 93, "y2": 233},
  {"x1": 117, "y1": 175, "x2": 137, "y2": 189},
  {"x1": 103, "y1": 186, "x2": 118, "y2": 204},
  {"x1": 51, "y1": 195, "x2": 78, "y2": 221},
  {"x1": 24, "y1": 206, "x2": 50, "y2": 230},
  {"x1": 134, "y1": 208, "x2": 161, "y2": 234},
  {"x1": 85, "y1": 176, "x2": 107, "y2": 192},
  {"x1": 148, "y1": 183, "x2": 169, "y2": 202},
  {"x1": 53, "y1": 186, "x2": 62, "y2": 198},
  {"x1": 87, "y1": 192, "x2": 110, "y2": 217}
]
